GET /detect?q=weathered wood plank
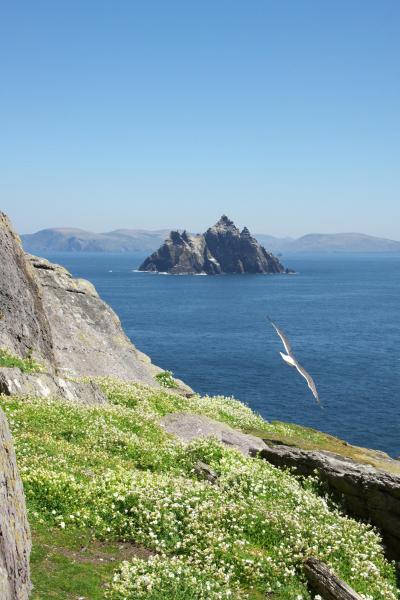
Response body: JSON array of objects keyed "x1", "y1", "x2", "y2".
[{"x1": 304, "y1": 557, "x2": 362, "y2": 600}]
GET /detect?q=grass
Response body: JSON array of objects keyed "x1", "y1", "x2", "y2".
[
  {"x1": 1, "y1": 379, "x2": 398, "y2": 599},
  {"x1": 30, "y1": 518, "x2": 152, "y2": 599},
  {"x1": 0, "y1": 347, "x2": 42, "y2": 373},
  {"x1": 154, "y1": 370, "x2": 179, "y2": 388}
]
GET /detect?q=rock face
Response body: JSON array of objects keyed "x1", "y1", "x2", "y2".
[
  {"x1": 0, "y1": 211, "x2": 192, "y2": 400},
  {"x1": 0, "y1": 213, "x2": 54, "y2": 366},
  {"x1": 160, "y1": 412, "x2": 268, "y2": 456},
  {"x1": 0, "y1": 408, "x2": 31, "y2": 599},
  {"x1": 26, "y1": 255, "x2": 162, "y2": 384},
  {"x1": 139, "y1": 216, "x2": 287, "y2": 275},
  {"x1": 259, "y1": 443, "x2": 400, "y2": 560},
  {"x1": 0, "y1": 368, "x2": 107, "y2": 405}
]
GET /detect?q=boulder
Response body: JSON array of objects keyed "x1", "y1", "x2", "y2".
[
  {"x1": 139, "y1": 215, "x2": 287, "y2": 275},
  {"x1": 160, "y1": 412, "x2": 267, "y2": 456},
  {"x1": 0, "y1": 408, "x2": 31, "y2": 599}
]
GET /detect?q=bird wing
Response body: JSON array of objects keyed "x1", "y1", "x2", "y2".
[
  {"x1": 268, "y1": 317, "x2": 293, "y2": 355},
  {"x1": 293, "y1": 359, "x2": 320, "y2": 404}
]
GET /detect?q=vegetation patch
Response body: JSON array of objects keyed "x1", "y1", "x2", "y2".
[
  {"x1": 247, "y1": 421, "x2": 400, "y2": 475},
  {"x1": 155, "y1": 370, "x2": 179, "y2": 388},
  {"x1": 1, "y1": 381, "x2": 398, "y2": 599},
  {"x1": 0, "y1": 347, "x2": 42, "y2": 373},
  {"x1": 30, "y1": 518, "x2": 151, "y2": 599}
]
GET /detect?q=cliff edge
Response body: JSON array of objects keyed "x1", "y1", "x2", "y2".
[{"x1": 0, "y1": 212, "x2": 190, "y2": 398}]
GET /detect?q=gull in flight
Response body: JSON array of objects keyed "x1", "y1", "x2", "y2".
[{"x1": 268, "y1": 317, "x2": 320, "y2": 404}]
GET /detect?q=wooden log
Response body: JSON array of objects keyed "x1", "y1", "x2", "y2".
[{"x1": 304, "y1": 557, "x2": 363, "y2": 600}]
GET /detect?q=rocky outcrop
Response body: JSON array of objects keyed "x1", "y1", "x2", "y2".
[
  {"x1": 0, "y1": 212, "x2": 192, "y2": 401},
  {"x1": 0, "y1": 212, "x2": 54, "y2": 366},
  {"x1": 160, "y1": 412, "x2": 268, "y2": 456},
  {"x1": 0, "y1": 368, "x2": 107, "y2": 405},
  {"x1": 259, "y1": 443, "x2": 400, "y2": 560},
  {"x1": 139, "y1": 216, "x2": 287, "y2": 275},
  {"x1": 27, "y1": 255, "x2": 162, "y2": 385},
  {"x1": 161, "y1": 412, "x2": 400, "y2": 559},
  {"x1": 0, "y1": 408, "x2": 31, "y2": 599}
]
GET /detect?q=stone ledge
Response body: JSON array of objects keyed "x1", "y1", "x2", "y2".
[{"x1": 259, "y1": 443, "x2": 400, "y2": 560}]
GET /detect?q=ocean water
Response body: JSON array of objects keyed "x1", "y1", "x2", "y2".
[{"x1": 41, "y1": 252, "x2": 400, "y2": 457}]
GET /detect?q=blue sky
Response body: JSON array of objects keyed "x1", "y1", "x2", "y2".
[{"x1": 1, "y1": 1, "x2": 399, "y2": 237}]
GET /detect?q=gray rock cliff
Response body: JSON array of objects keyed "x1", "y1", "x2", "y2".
[
  {"x1": 139, "y1": 216, "x2": 287, "y2": 275},
  {"x1": 26, "y1": 254, "x2": 161, "y2": 384},
  {"x1": 0, "y1": 212, "x2": 189, "y2": 399},
  {"x1": 0, "y1": 408, "x2": 31, "y2": 599},
  {"x1": 0, "y1": 213, "x2": 54, "y2": 367}
]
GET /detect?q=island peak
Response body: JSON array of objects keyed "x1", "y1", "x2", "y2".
[
  {"x1": 214, "y1": 214, "x2": 237, "y2": 228},
  {"x1": 139, "y1": 216, "x2": 287, "y2": 275}
]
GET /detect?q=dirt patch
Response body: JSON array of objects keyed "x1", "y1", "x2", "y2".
[{"x1": 42, "y1": 539, "x2": 154, "y2": 565}]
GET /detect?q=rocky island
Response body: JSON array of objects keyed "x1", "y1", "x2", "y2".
[{"x1": 139, "y1": 215, "x2": 288, "y2": 275}]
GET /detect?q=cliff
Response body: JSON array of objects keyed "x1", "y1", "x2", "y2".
[
  {"x1": 139, "y1": 215, "x2": 287, "y2": 275},
  {"x1": 26, "y1": 254, "x2": 160, "y2": 384},
  {"x1": 0, "y1": 408, "x2": 31, "y2": 600},
  {"x1": 0, "y1": 212, "x2": 191, "y2": 402},
  {"x1": 0, "y1": 213, "x2": 54, "y2": 367},
  {"x1": 0, "y1": 211, "x2": 193, "y2": 598}
]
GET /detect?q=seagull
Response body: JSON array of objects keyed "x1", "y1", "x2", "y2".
[{"x1": 268, "y1": 317, "x2": 320, "y2": 404}]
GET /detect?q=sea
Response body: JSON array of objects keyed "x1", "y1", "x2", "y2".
[{"x1": 40, "y1": 252, "x2": 400, "y2": 457}]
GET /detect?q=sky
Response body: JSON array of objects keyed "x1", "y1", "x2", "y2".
[{"x1": 1, "y1": 1, "x2": 399, "y2": 238}]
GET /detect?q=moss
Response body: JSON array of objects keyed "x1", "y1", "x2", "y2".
[{"x1": 246, "y1": 421, "x2": 400, "y2": 475}]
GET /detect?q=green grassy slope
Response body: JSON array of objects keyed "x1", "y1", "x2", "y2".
[{"x1": 1, "y1": 379, "x2": 398, "y2": 599}]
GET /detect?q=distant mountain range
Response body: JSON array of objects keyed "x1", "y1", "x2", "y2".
[
  {"x1": 21, "y1": 227, "x2": 170, "y2": 253},
  {"x1": 256, "y1": 232, "x2": 400, "y2": 254},
  {"x1": 21, "y1": 227, "x2": 400, "y2": 254}
]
